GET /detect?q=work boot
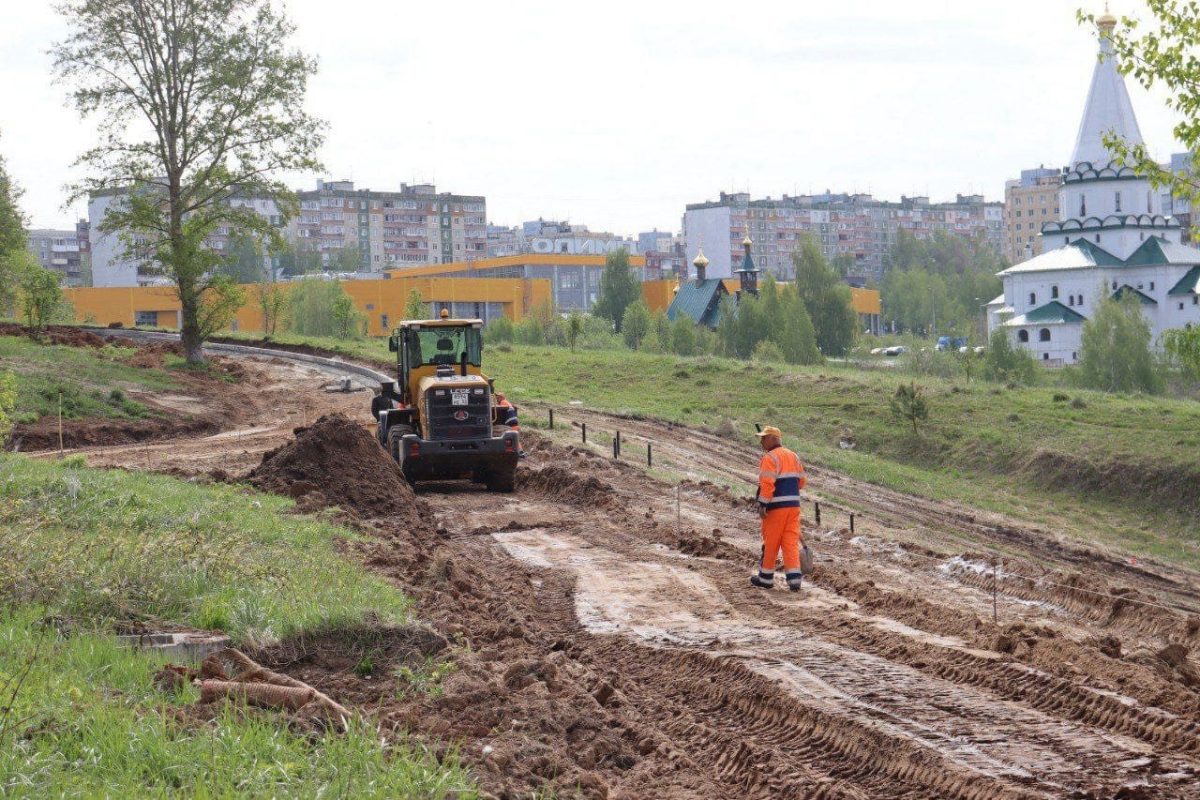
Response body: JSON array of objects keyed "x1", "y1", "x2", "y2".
[
  {"x1": 786, "y1": 575, "x2": 803, "y2": 592},
  {"x1": 750, "y1": 571, "x2": 775, "y2": 590}
]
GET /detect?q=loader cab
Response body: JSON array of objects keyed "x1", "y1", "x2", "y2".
[{"x1": 388, "y1": 315, "x2": 484, "y2": 405}]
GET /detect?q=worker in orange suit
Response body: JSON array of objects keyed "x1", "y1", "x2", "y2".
[
  {"x1": 495, "y1": 392, "x2": 526, "y2": 458},
  {"x1": 752, "y1": 426, "x2": 807, "y2": 591}
]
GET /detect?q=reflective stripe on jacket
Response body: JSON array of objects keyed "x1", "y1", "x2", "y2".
[{"x1": 758, "y1": 446, "x2": 806, "y2": 509}]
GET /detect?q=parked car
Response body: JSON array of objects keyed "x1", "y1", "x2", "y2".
[
  {"x1": 936, "y1": 336, "x2": 968, "y2": 352},
  {"x1": 883, "y1": 345, "x2": 907, "y2": 357}
]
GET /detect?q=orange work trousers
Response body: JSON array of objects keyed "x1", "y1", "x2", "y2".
[{"x1": 761, "y1": 507, "x2": 802, "y2": 573}]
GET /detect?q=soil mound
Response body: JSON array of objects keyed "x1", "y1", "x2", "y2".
[
  {"x1": 516, "y1": 465, "x2": 616, "y2": 506},
  {"x1": 249, "y1": 413, "x2": 424, "y2": 525},
  {"x1": 11, "y1": 416, "x2": 219, "y2": 451}
]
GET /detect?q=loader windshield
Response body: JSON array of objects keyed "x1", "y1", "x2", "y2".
[{"x1": 407, "y1": 326, "x2": 482, "y2": 368}]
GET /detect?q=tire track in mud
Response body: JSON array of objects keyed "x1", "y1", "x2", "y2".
[
  {"x1": 488, "y1": 522, "x2": 1200, "y2": 797},
  {"x1": 533, "y1": 403, "x2": 1200, "y2": 621}
]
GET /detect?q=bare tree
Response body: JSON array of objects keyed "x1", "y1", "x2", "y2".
[{"x1": 53, "y1": 0, "x2": 325, "y2": 362}]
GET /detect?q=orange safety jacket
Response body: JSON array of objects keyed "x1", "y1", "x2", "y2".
[
  {"x1": 496, "y1": 398, "x2": 519, "y2": 430},
  {"x1": 758, "y1": 445, "x2": 806, "y2": 510}
]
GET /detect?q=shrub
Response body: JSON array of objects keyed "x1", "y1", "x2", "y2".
[
  {"x1": 751, "y1": 340, "x2": 785, "y2": 364},
  {"x1": 890, "y1": 381, "x2": 929, "y2": 436},
  {"x1": 621, "y1": 300, "x2": 651, "y2": 350},
  {"x1": 486, "y1": 315, "x2": 515, "y2": 344},
  {"x1": 670, "y1": 316, "x2": 697, "y2": 356},
  {"x1": 284, "y1": 279, "x2": 364, "y2": 340},
  {"x1": 983, "y1": 329, "x2": 1038, "y2": 385},
  {"x1": 1079, "y1": 294, "x2": 1164, "y2": 394}
]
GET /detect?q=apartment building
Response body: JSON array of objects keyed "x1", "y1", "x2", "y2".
[
  {"x1": 292, "y1": 180, "x2": 486, "y2": 271},
  {"x1": 1003, "y1": 167, "x2": 1062, "y2": 264},
  {"x1": 88, "y1": 180, "x2": 486, "y2": 286},
  {"x1": 27, "y1": 220, "x2": 90, "y2": 286},
  {"x1": 683, "y1": 191, "x2": 1004, "y2": 282}
]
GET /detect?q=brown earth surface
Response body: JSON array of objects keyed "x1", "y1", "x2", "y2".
[{"x1": 53, "y1": 343, "x2": 1200, "y2": 799}]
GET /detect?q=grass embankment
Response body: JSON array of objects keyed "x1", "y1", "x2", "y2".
[
  {"x1": 230, "y1": 332, "x2": 1200, "y2": 567},
  {"x1": 0, "y1": 455, "x2": 473, "y2": 797},
  {"x1": 0, "y1": 335, "x2": 173, "y2": 424}
]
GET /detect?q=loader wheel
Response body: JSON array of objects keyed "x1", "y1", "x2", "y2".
[
  {"x1": 387, "y1": 425, "x2": 413, "y2": 464},
  {"x1": 486, "y1": 465, "x2": 516, "y2": 493}
]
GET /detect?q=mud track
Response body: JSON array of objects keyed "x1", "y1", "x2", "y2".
[{"x1": 65, "y1": 344, "x2": 1200, "y2": 798}]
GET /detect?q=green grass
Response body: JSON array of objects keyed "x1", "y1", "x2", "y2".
[
  {"x1": 0, "y1": 609, "x2": 473, "y2": 799},
  {"x1": 0, "y1": 336, "x2": 175, "y2": 423},
  {"x1": 0, "y1": 455, "x2": 474, "y2": 797},
  {"x1": 0, "y1": 455, "x2": 410, "y2": 641}
]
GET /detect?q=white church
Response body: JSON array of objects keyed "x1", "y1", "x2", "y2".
[{"x1": 987, "y1": 10, "x2": 1200, "y2": 365}]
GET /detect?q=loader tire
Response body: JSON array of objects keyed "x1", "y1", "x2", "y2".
[
  {"x1": 486, "y1": 465, "x2": 516, "y2": 493},
  {"x1": 386, "y1": 424, "x2": 414, "y2": 471}
]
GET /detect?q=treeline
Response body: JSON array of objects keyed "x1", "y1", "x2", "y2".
[
  {"x1": 881, "y1": 230, "x2": 1004, "y2": 336},
  {"x1": 486, "y1": 240, "x2": 858, "y2": 365}
]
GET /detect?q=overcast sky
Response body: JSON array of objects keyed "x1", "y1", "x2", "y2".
[{"x1": 0, "y1": 0, "x2": 1182, "y2": 235}]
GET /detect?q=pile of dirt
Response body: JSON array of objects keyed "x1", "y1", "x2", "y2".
[
  {"x1": 124, "y1": 340, "x2": 185, "y2": 368},
  {"x1": 674, "y1": 527, "x2": 744, "y2": 560},
  {"x1": 515, "y1": 465, "x2": 616, "y2": 507},
  {"x1": 248, "y1": 413, "x2": 424, "y2": 525},
  {"x1": 0, "y1": 323, "x2": 106, "y2": 348}
]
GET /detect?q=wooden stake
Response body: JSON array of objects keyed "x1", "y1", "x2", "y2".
[
  {"x1": 647, "y1": 442, "x2": 652, "y2": 468},
  {"x1": 675, "y1": 484, "x2": 681, "y2": 535},
  {"x1": 992, "y1": 559, "x2": 999, "y2": 625},
  {"x1": 58, "y1": 391, "x2": 64, "y2": 458}
]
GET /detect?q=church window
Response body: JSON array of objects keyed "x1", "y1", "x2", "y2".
[
  {"x1": 1072, "y1": 352, "x2": 1078, "y2": 361},
  {"x1": 1147, "y1": 191, "x2": 1152, "y2": 212},
  {"x1": 1150, "y1": 281, "x2": 1155, "y2": 291},
  {"x1": 1029, "y1": 292, "x2": 1037, "y2": 306},
  {"x1": 1114, "y1": 192, "x2": 1121, "y2": 212},
  {"x1": 1051, "y1": 285, "x2": 1059, "y2": 299},
  {"x1": 1069, "y1": 296, "x2": 1075, "y2": 307},
  {"x1": 1194, "y1": 296, "x2": 1198, "y2": 305},
  {"x1": 1181, "y1": 302, "x2": 1186, "y2": 311},
  {"x1": 1043, "y1": 352, "x2": 1050, "y2": 361},
  {"x1": 1096, "y1": 234, "x2": 1101, "y2": 243},
  {"x1": 1018, "y1": 330, "x2": 1029, "y2": 343},
  {"x1": 1080, "y1": 195, "x2": 1087, "y2": 215},
  {"x1": 1039, "y1": 328, "x2": 1051, "y2": 342}
]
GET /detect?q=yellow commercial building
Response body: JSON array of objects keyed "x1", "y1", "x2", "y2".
[
  {"x1": 64, "y1": 275, "x2": 552, "y2": 337},
  {"x1": 388, "y1": 253, "x2": 669, "y2": 314}
]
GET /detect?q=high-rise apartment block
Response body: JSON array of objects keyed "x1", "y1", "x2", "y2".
[
  {"x1": 88, "y1": 180, "x2": 486, "y2": 286},
  {"x1": 683, "y1": 191, "x2": 1003, "y2": 282},
  {"x1": 293, "y1": 180, "x2": 486, "y2": 270},
  {"x1": 27, "y1": 220, "x2": 90, "y2": 286},
  {"x1": 1002, "y1": 167, "x2": 1062, "y2": 264}
]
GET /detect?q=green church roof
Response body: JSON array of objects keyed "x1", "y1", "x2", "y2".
[
  {"x1": 1112, "y1": 285, "x2": 1158, "y2": 305},
  {"x1": 1006, "y1": 300, "x2": 1088, "y2": 326},
  {"x1": 1168, "y1": 266, "x2": 1200, "y2": 296},
  {"x1": 998, "y1": 235, "x2": 1200, "y2": 276},
  {"x1": 667, "y1": 279, "x2": 727, "y2": 328}
]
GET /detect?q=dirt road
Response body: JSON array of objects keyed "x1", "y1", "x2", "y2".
[{"x1": 48, "y1": 349, "x2": 1200, "y2": 798}]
